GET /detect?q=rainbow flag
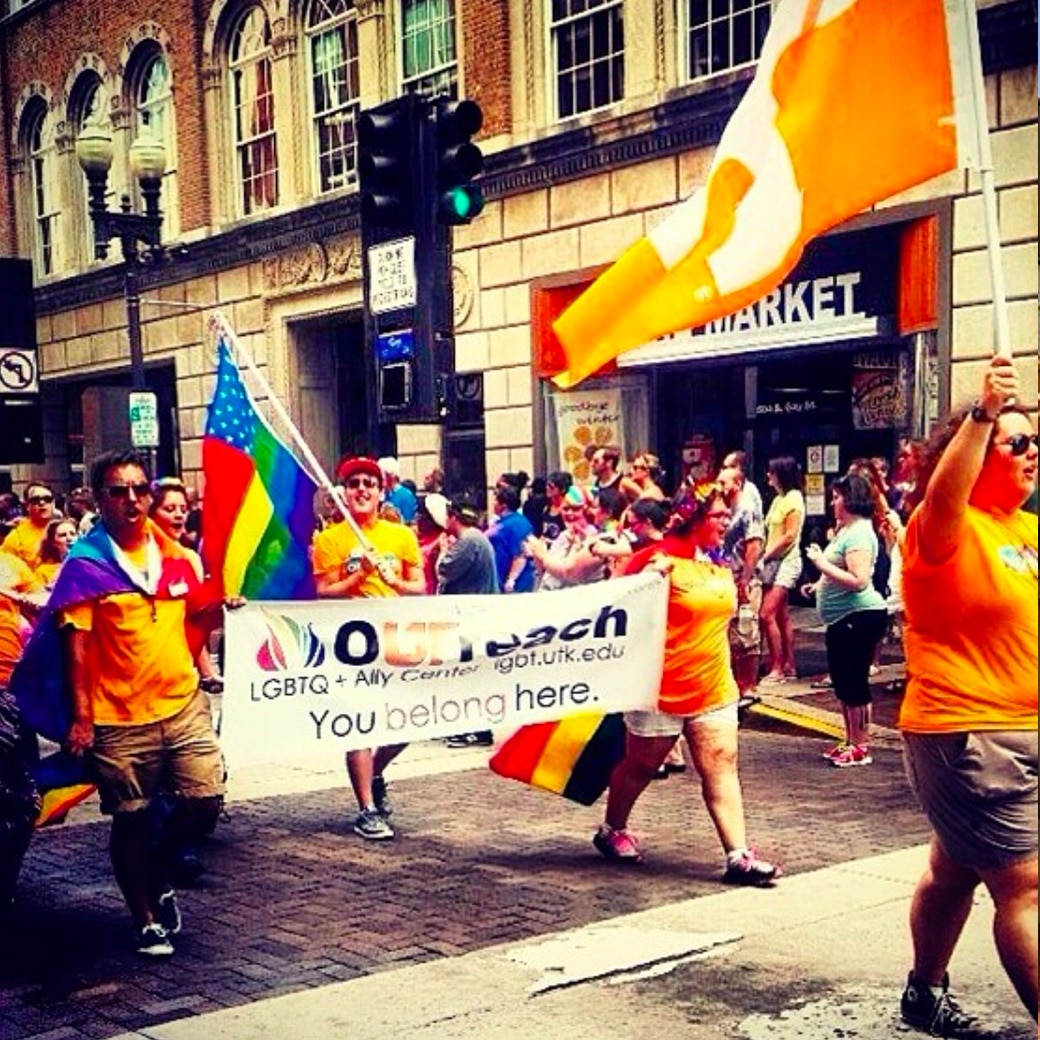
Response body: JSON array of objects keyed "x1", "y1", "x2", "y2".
[
  {"x1": 202, "y1": 337, "x2": 318, "y2": 600},
  {"x1": 552, "y1": 0, "x2": 973, "y2": 387},
  {"x1": 489, "y1": 714, "x2": 626, "y2": 806},
  {"x1": 34, "y1": 749, "x2": 96, "y2": 827}
]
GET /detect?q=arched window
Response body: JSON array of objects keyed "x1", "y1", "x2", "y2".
[
  {"x1": 230, "y1": 5, "x2": 279, "y2": 215},
  {"x1": 70, "y1": 71, "x2": 108, "y2": 264},
  {"x1": 306, "y1": 0, "x2": 359, "y2": 194},
  {"x1": 401, "y1": 0, "x2": 457, "y2": 99},
  {"x1": 133, "y1": 48, "x2": 179, "y2": 238},
  {"x1": 22, "y1": 100, "x2": 60, "y2": 277}
]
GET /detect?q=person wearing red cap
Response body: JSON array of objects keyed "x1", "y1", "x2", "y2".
[{"x1": 312, "y1": 456, "x2": 425, "y2": 841}]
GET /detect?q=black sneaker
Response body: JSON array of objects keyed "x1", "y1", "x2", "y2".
[
  {"x1": 353, "y1": 808, "x2": 394, "y2": 841},
  {"x1": 445, "y1": 732, "x2": 494, "y2": 749},
  {"x1": 721, "y1": 850, "x2": 780, "y2": 887},
  {"x1": 900, "y1": 973, "x2": 984, "y2": 1037},
  {"x1": 372, "y1": 774, "x2": 392, "y2": 818},
  {"x1": 156, "y1": 889, "x2": 182, "y2": 936},
  {"x1": 137, "y1": 922, "x2": 174, "y2": 957}
]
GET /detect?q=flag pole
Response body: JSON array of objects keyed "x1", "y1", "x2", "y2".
[
  {"x1": 207, "y1": 312, "x2": 374, "y2": 550},
  {"x1": 958, "y1": 0, "x2": 1011, "y2": 360}
]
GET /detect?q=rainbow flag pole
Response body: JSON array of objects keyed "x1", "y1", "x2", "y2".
[{"x1": 205, "y1": 315, "x2": 375, "y2": 573}]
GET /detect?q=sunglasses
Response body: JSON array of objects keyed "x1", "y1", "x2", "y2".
[
  {"x1": 995, "y1": 433, "x2": 1038, "y2": 457},
  {"x1": 345, "y1": 477, "x2": 381, "y2": 490},
  {"x1": 104, "y1": 483, "x2": 152, "y2": 500},
  {"x1": 28, "y1": 494, "x2": 54, "y2": 505}
]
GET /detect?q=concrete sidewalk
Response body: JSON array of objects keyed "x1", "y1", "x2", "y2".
[{"x1": 110, "y1": 845, "x2": 1034, "y2": 1040}]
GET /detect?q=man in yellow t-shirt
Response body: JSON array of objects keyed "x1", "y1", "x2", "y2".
[
  {"x1": 1, "y1": 483, "x2": 56, "y2": 570},
  {"x1": 312, "y1": 456, "x2": 424, "y2": 841},
  {"x1": 60, "y1": 450, "x2": 226, "y2": 959}
]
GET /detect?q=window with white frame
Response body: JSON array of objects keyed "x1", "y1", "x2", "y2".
[
  {"x1": 133, "y1": 48, "x2": 180, "y2": 238},
  {"x1": 682, "y1": 0, "x2": 771, "y2": 82},
  {"x1": 550, "y1": 0, "x2": 624, "y2": 120},
  {"x1": 230, "y1": 5, "x2": 278, "y2": 215},
  {"x1": 70, "y1": 72, "x2": 108, "y2": 265},
  {"x1": 306, "y1": 0, "x2": 360, "y2": 194},
  {"x1": 23, "y1": 101, "x2": 60, "y2": 277},
  {"x1": 401, "y1": 0, "x2": 458, "y2": 99}
]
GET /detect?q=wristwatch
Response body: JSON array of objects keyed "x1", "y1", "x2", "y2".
[{"x1": 969, "y1": 400, "x2": 997, "y2": 423}]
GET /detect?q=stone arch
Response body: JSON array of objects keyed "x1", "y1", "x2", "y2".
[
  {"x1": 62, "y1": 53, "x2": 116, "y2": 121},
  {"x1": 11, "y1": 82, "x2": 54, "y2": 155},
  {"x1": 202, "y1": 0, "x2": 285, "y2": 62}
]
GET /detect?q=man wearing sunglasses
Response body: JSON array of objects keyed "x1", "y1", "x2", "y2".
[
  {"x1": 0, "y1": 483, "x2": 56, "y2": 570},
  {"x1": 13, "y1": 449, "x2": 228, "y2": 958},
  {"x1": 312, "y1": 455, "x2": 424, "y2": 841}
]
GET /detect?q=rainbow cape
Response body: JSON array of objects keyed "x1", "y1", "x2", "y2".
[
  {"x1": 489, "y1": 713, "x2": 626, "y2": 806},
  {"x1": 202, "y1": 337, "x2": 318, "y2": 600}
]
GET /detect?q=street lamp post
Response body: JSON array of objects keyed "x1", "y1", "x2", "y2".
[{"x1": 76, "y1": 121, "x2": 167, "y2": 393}]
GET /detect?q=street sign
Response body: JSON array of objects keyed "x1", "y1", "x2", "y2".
[
  {"x1": 0, "y1": 348, "x2": 39, "y2": 394},
  {"x1": 129, "y1": 390, "x2": 159, "y2": 448},
  {"x1": 367, "y1": 237, "x2": 417, "y2": 314}
]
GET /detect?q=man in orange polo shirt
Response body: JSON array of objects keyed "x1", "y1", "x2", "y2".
[
  {"x1": 59, "y1": 450, "x2": 227, "y2": 958},
  {"x1": 0, "y1": 483, "x2": 56, "y2": 570}
]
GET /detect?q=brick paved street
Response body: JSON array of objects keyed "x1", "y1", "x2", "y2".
[{"x1": 0, "y1": 686, "x2": 929, "y2": 1040}]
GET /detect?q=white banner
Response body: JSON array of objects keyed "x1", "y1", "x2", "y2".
[{"x1": 221, "y1": 573, "x2": 668, "y2": 768}]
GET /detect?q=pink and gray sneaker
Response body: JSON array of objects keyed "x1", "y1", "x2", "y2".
[
  {"x1": 830, "y1": 744, "x2": 873, "y2": 768},
  {"x1": 722, "y1": 849, "x2": 781, "y2": 886},
  {"x1": 592, "y1": 824, "x2": 643, "y2": 863}
]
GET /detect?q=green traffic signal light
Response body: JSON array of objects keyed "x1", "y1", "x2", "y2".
[
  {"x1": 442, "y1": 184, "x2": 485, "y2": 222},
  {"x1": 433, "y1": 98, "x2": 484, "y2": 226}
]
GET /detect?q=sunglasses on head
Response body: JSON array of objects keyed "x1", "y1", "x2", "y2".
[
  {"x1": 346, "y1": 476, "x2": 380, "y2": 490},
  {"x1": 104, "y1": 483, "x2": 152, "y2": 500},
  {"x1": 995, "y1": 433, "x2": 1038, "y2": 457},
  {"x1": 28, "y1": 494, "x2": 54, "y2": 505}
]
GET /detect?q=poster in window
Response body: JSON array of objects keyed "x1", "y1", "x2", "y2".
[
  {"x1": 851, "y1": 351, "x2": 910, "y2": 430},
  {"x1": 553, "y1": 388, "x2": 623, "y2": 485}
]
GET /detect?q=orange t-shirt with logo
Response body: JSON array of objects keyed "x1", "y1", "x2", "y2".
[
  {"x1": 61, "y1": 543, "x2": 199, "y2": 726},
  {"x1": 628, "y1": 543, "x2": 738, "y2": 715},
  {"x1": 898, "y1": 504, "x2": 1038, "y2": 733}
]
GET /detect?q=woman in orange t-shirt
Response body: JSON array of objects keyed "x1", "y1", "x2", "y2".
[
  {"x1": 897, "y1": 357, "x2": 1038, "y2": 1034},
  {"x1": 592, "y1": 482, "x2": 779, "y2": 887}
]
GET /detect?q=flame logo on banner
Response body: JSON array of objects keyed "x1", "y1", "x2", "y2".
[{"x1": 256, "y1": 611, "x2": 326, "y2": 671}]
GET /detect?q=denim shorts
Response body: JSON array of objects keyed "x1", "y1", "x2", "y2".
[
  {"x1": 89, "y1": 688, "x2": 225, "y2": 815},
  {"x1": 902, "y1": 729, "x2": 1038, "y2": 870},
  {"x1": 625, "y1": 700, "x2": 740, "y2": 739}
]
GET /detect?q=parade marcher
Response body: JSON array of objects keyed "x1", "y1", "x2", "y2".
[
  {"x1": 540, "y1": 471, "x2": 573, "y2": 543},
  {"x1": 416, "y1": 493, "x2": 449, "y2": 595},
  {"x1": 897, "y1": 357, "x2": 1037, "y2": 1034},
  {"x1": 759, "y1": 456, "x2": 805, "y2": 684},
  {"x1": 1, "y1": 483, "x2": 57, "y2": 571},
  {"x1": 522, "y1": 486, "x2": 603, "y2": 590},
  {"x1": 22, "y1": 449, "x2": 230, "y2": 957},
  {"x1": 801, "y1": 473, "x2": 888, "y2": 767},
  {"x1": 522, "y1": 476, "x2": 548, "y2": 537},
  {"x1": 439, "y1": 498, "x2": 499, "y2": 749},
  {"x1": 34, "y1": 518, "x2": 78, "y2": 591},
  {"x1": 619, "y1": 451, "x2": 667, "y2": 503},
  {"x1": 588, "y1": 445, "x2": 626, "y2": 520},
  {"x1": 312, "y1": 456, "x2": 424, "y2": 840},
  {"x1": 592, "y1": 482, "x2": 780, "y2": 886}
]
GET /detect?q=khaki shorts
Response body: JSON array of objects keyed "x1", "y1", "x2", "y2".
[
  {"x1": 729, "y1": 581, "x2": 763, "y2": 655},
  {"x1": 89, "y1": 688, "x2": 225, "y2": 815},
  {"x1": 902, "y1": 729, "x2": 1038, "y2": 871},
  {"x1": 625, "y1": 700, "x2": 740, "y2": 739}
]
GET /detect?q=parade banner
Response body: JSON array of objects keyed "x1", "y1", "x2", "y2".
[{"x1": 220, "y1": 573, "x2": 668, "y2": 768}]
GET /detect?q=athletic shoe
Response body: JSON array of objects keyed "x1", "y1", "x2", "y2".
[
  {"x1": 592, "y1": 824, "x2": 643, "y2": 863},
  {"x1": 830, "y1": 744, "x2": 873, "y2": 768},
  {"x1": 900, "y1": 973, "x2": 984, "y2": 1037},
  {"x1": 722, "y1": 850, "x2": 780, "y2": 886},
  {"x1": 137, "y1": 922, "x2": 174, "y2": 957},
  {"x1": 372, "y1": 774, "x2": 392, "y2": 818},
  {"x1": 353, "y1": 808, "x2": 394, "y2": 841},
  {"x1": 445, "y1": 732, "x2": 494, "y2": 748},
  {"x1": 759, "y1": 673, "x2": 787, "y2": 686},
  {"x1": 822, "y1": 742, "x2": 851, "y2": 761},
  {"x1": 156, "y1": 889, "x2": 182, "y2": 936}
]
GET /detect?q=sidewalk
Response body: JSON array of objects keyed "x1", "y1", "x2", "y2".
[{"x1": 112, "y1": 845, "x2": 1034, "y2": 1040}]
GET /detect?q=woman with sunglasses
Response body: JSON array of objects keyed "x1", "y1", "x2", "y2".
[
  {"x1": 592, "y1": 481, "x2": 779, "y2": 886},
  {"x1": 619, "y1": 452, "x2": 667, "y2": 504},
  {"x1": 896, "y1": 357, "x2": 1037, "y2": 1036}
]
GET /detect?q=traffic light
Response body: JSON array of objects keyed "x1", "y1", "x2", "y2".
[
  {"x1": 357, "y1": 96, "x2": 420, "y2": 231},
  {"x1": 432, "y1": 99, "x2": 484, "y2": 225}
]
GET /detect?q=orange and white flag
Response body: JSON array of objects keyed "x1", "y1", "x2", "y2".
[{"x1": 552, "y1": 0, "x2": 977, "y2": 388}]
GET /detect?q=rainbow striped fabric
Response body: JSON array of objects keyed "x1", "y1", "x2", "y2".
[
  {"x1": 489, "y1": 714, "x2": 626, "y2": 806},
  {"x1": 552, "y1": 0, "x2": 968, "y2": 386},
  {"x1": 202, "y1": 338, "x2": 318, "y2": 600}
]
